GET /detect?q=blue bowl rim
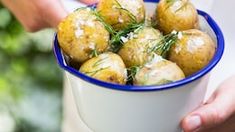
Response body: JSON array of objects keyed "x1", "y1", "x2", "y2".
[{"x1": 53, "y1": 0, "x2": 225, "y2": 92}]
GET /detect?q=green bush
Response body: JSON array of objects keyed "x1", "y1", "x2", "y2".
[{"x1": 0, "y1": 4, "x2": 63, "y2": 132}]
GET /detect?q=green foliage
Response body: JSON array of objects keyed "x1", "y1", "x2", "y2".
[
  {"x1": 0, "y1": 8, "x2": 12, "y2": 28},
  {"x1": 0, "y1": 5, "x2": 63, "y2": 132}
]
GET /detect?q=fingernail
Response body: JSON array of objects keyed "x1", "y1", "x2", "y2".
[{"x1": 186, "y1": 115, "x2": 201, "y2": 131}]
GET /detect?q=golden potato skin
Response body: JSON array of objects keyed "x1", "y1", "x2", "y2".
[
  {"x1": 156, "y1": 0, "x2": 199, "y2": 34},
  {"x1": 97, "y1": 0, "x2": 145, "y2": 31},
  {"x1": 168, "y1": 29, "x2": 216, "y2": 76},
  {"x1": 58, "y1": 8, "x2": 110, "y2": 63},
  {"x1": 118, "y1": 27, "x2": 162, "y2": 68},
  {"x1": 134, "y1": 55, "x2": 185, "y2": 86},
  {"x1": 79, "y1": 52, "x2": 127, "y2": 85}
]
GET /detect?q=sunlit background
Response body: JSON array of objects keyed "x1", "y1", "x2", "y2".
[{"x1": 0, "y1": 4, "x2": 63, "y2": 132}]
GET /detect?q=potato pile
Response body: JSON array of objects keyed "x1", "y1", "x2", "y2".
[{"x1": 57, "y1": 0, "x2": 216, "y2": 86}]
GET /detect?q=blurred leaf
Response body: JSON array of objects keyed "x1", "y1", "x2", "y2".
[
  {"x1": 28, "y1": 29, "x2": 55, "y2": 52},
  {"x1": 0, "y1": 8, "x2": 12, "y2": 28},
  {"x1": 0, "y1": 77, "x2": 10, "y2": 99},
  {"x1": 0, "y1": 6, "x2": 63, "y2": 132},
  {"x1": 0, "y1": 31, "x2": 31, "y2": 55}
]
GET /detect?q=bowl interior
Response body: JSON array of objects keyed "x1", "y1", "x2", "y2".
[{"x1": 53, "y1": 1, "x2": 224, "y2": 92}]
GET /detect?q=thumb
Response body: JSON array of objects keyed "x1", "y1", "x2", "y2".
[{"x1": 181, "y1": 80, "x2": 235, "y2": 132}]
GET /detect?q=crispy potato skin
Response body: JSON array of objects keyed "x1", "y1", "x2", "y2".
[
  {"x1": 118, "y1": 27, "x2": 162, "y2": 68},
  {"x1": 97, "y1": 0, "x2": 145, "y2": 31},
  {"x1": 156, "y1": 0, "x2": 199, "y2": 34},
  {"x1": 134, "y1": 58, "x2": 185, "y2": 86},
  {"x1": 168, "y1": 29, "x2": 216, "y2": 76},
  {"x1": 58, "y1": 9, "x2": 109, "y2": 63},
  {"x1": 79, "y1": 52, "x2": 127, "y2": 85}
]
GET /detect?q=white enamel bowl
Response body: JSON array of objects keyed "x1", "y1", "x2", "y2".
[{"x1": 54, "y1": 1, "x2": 224, "y2": 132}]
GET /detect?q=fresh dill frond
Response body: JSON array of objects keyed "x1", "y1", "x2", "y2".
[
  {"x1": 90, "y1": 49, "x2": 98, "y2": 58},
  {"x1": 84, "y1": 66, "x2": 110, "y2": 77},
  {"x1": 165, "y1": 0, "x2": 186, "y2": 13},
  {"x1": 113, "y1": 0, "x2": 137, "y2": 23},
  {"x1": 74, "y1": 7, "x2": 145, "y2": 53},
  {"x1": 92, "y1": 57, "x2": 109, "y2": 68},
  {"x1": 114, "y1": 7, "x2": 137, "y2": 23},
  {"x1": 127, "y1": 66, "x2": 141, "y2": 82},
  {"x1": 92, "y1": 9, "x2": 116, "y2": 36},
  {"x1": 110, "y1": 22, "x2": 145, "y2": 52},
  {"x1": 175, "y1": 1, "x2": 187, "y2": 12},
  {"x1": 166, "y1": 0, "x2": 177, "y2": 3},
  {"x1": 157, "y1": 79, "x2": 174, "y2": 85},
  {"x1": 74, "y1": 7, "x2": 115, "y2": 35},
  {"x1": 75, "y1": 7, "x2": 90, "y2": 12},
  {"x1": 147, "y1": 31, "x2": 179, "y2": 58}
]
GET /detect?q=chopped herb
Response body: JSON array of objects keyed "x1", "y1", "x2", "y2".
[
  {"x1": 157, "y1": 79, "x2": 173, "y2": 85},
  {"x1": 165, "y1": 0, "x2": 187, "y2": 13},
  {"x1": 127, "y1": 66, "x2": 141, "y2": 82},
  {"x1": 92, "y1": 57, "x2": 109, "y2": 68},
  {"x1": 74, "y1": 7, "x2": 145, "y2": 53},
  {"x1": 113, "y1": 0, "x2": 137, "y2": 23},
  {"x1": 90, "y1": 49, "x2": 98, "y2": 58},
  {"x1": 110, "y1": 22, "x2": 144, "y2": 52},
  {"x1": 84, "y1": 66, "x2": 110, "y2": 77},
  {"x1": 147, "y1": 32, "x2": 178, "y2": 58},
  {"x1": 92, "y1": 9, "x2": 116, "y2": 36}
]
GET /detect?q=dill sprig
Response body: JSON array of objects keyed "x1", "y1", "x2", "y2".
[
  {"x1": 113, "y1": 0, "x2": 137, "y2": 23},
  {"x1": 91, "y1": 7, "x2": 143, "y2": 53},
  {"x1": 166, "y1": 0, "x2": 178, "y2": 3},
  {"x1": 147, "y1": 31, "x2": 179, "y2": 58},
  {"x1": 84, "y1": 66, "x2": 110, "y2": 77},
  {"x1": 90, "y1": 49, "x2": 98, "y2": 58},
  {"x1": 92, "y1": 57, "x2": 109, "y2": 68},
  {"x1": 75, "y1": 7, "x2": 91, "y2": 11},
  {"x1": 91, "y1": 9, "x2": 116, "y2": 36},
  {"x1": 110, "y1": 22, "x2": 144, "y2": 52},
  {"x1": 157, "y1": 79, "x2": 174, "y2": 85},
  {"x1": 74, "y1": 7, "x2": 115, "y2": 35},
  {"x1": 127, "y1": 66, "x2": 141, "y2": 82},
  {"x1": 165, "y1": 0, "x2": 187, "y2": 13},
  {"x1": 75, "y1": 7, "x2": 145, "y2": 53}
]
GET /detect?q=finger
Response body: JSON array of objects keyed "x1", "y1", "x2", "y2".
[
  {"x1": 181, "y1": 83, "x2": 235, "y2": 132},
  {"x1": 35, "y1": 0, "x2": 68, "y2": 29},
  {"x1": 80, "y1": 0, "x2": 99, "y2": 5}
]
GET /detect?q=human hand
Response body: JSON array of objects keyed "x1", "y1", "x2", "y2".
[
  {"x1": 80, "y1": 0, "x2": 99, "y2": 4},
  {"x1": 0, "y1": 0, "x2": 68, "y2": 32},
  {"x1": 0, "y1": 0, "x2": 98, "y2": 32},
  {"x1": 181, "y1": 75, "x2": 235, "y2": 132}
]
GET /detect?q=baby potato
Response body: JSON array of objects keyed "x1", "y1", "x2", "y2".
[
  {"x1": 58, "y1": 8, "x2": 110, "y2": 63},
  {"x1": 79, "y1": 52, "x2": 127, "y2": 85},
  {"x1": 118, "y1": 27, "x2": 163, "y2": 68},
  {"x1": 155, "y1": 0, "x2": 199, "y2": 34},
  {"x1": 134, "y1": 54, "x2": 185, "y2": 86},
  {"x1": 168, "y1": 29, "x2": 216, "y2": 76},
  {"x1": 97, "y1": 0, "x2": 145, "y2": 31}
]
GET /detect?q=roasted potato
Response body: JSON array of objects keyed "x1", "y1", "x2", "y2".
[
  {"x1": 97, "y1": 0, "x2": 145, "y2": 31},
  {"x1": 79, "y1": 52, "x2": 127, "y2": 84},
  {"x1": 155, "y1": 0, "x2": 199, "y2": 34},
  {"x1": 118, "y1": 27, "x2": 163, "y2": 68},
  {"x1": 58, "y1": 8, "x2": 110, "y2": 63},
  {"x1": 168, "y1": 29, "x2": 216, "y2": 76},
  {"x1": 134, "y1": 54, "x2": 185, "y2": 86}
]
